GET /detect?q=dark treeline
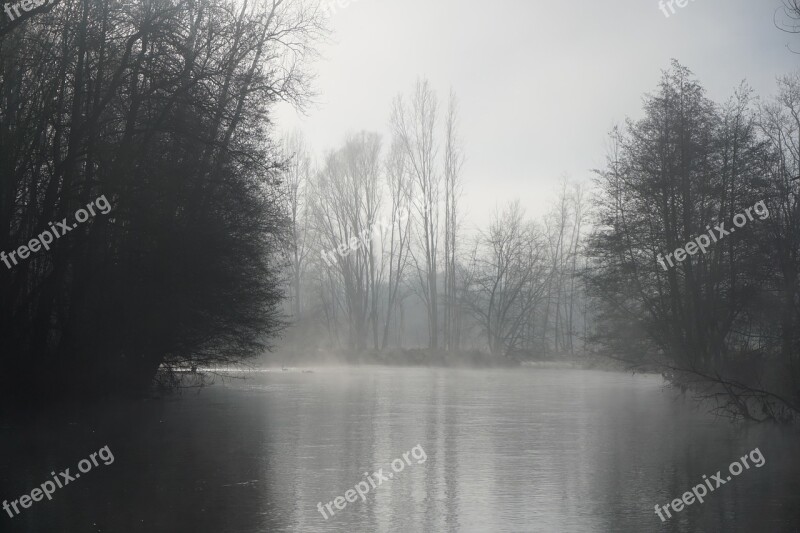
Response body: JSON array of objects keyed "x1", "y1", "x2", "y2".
[
  {"x1": 586, "y1": 59, "x2": 800, "y2": 422},
  {"x1": 566, "y1": 5, "x2": 800, "y2": 423},
  {"x1": 0, "y1": 0, "x2": 322, "y2": 401}
]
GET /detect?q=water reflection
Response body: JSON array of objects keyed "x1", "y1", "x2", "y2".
[{"x1": 1, "y1": 367, "x2": 799, "y2": 532}]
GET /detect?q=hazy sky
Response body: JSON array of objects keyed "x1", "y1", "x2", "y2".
[{"x1": 275, "y1": 0, "x2": 800, "y2": 230}]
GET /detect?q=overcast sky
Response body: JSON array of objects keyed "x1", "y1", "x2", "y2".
[{"x1": 275, "y1": 0, "x2": 800, "y2": 230}]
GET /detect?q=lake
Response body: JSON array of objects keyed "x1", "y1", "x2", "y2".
[{"x1": 1, "y1": 366, "x2": 799, "y2": 532}]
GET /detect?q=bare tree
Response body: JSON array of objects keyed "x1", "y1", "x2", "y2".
[
  {"x1": 443, "y1": 90, "x2": 465, "y2": 352},
  {"x1": 281, "y1": 130, "x2": 313, "y2": 317},
  {"x1": 379, "y1": 139, "x2": 414, "y2": 349},
  {"x1": 465, "y1": 202, "x2": 550, "y2": 356},
  {"x1": 390, "y1": 79, "x2": 441, "y2": 350},
  {"x1": 758, "y1": 73, "x2": 800, "y2": 403},
  {"x1": 312, "y1": 132, "x2": 382, "y2": 352}
]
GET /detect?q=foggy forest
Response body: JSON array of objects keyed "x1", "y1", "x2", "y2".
[{"x1": 1, "y1": 0, "x2": 800, "y2": 531}]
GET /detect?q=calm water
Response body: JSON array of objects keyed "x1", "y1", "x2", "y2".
[{"x1": 1, "y1": 367, "x2": 799, "y2": 532}]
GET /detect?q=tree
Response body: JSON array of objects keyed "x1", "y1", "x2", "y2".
[
  {"x1": 586, "y1": 61, "x2": 798, "y2": 421},
  {"x1": 280, "y1": 130, "x2": 313, "y2": 318},
  {"x1": 756, "y1": 72, "x2": 800, "y2": 411},
  {"x1": 443, "y1": 90, "x2": 464, "y2": 352},
  {"x1": 464, "y1": 202, "x2": 550, "y2": 356},
  {"x1": 0, "y1": 0, "x2": 323, "y2": 400},
  {"x1": 379, "y1": 138, "x2": 413, "y2": 349},
  {"x1": 391, "y1": 79, "x2": 441, "y2": 350},
  {"x1": 312, "y1": 132, "x2": 382, "y2": 352}
]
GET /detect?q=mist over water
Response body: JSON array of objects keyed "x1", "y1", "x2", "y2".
[
  {"x1": 2, "y1": 0, "x2": 800, "y2": 531},
  {"x1": 2, "y1": 367, "x2": 798, "y2": 532}
]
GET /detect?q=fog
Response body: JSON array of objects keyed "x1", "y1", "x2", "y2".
[{"x1": 1, "y1": 0, "x2": 800, "y2": 531}]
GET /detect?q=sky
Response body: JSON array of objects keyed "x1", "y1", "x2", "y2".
[{"x1": 274, "y1": 0, "x2": 800, "y2": 231}]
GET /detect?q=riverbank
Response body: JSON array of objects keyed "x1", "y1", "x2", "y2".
[
  {"x1": 266, "y1": 348, "x2": 517, "y2": 367},
  {"x1": 261, "y1": 347, "x2": 624, "y2": 370}
]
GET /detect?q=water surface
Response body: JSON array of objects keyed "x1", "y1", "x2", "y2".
[{"x1": 1, "y1": 367, "x2": 799, "y2": 532}]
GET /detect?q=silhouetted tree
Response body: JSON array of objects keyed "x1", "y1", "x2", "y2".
[{"x1": 0, "y1": 0, "x2": 323, "y2": 400}]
